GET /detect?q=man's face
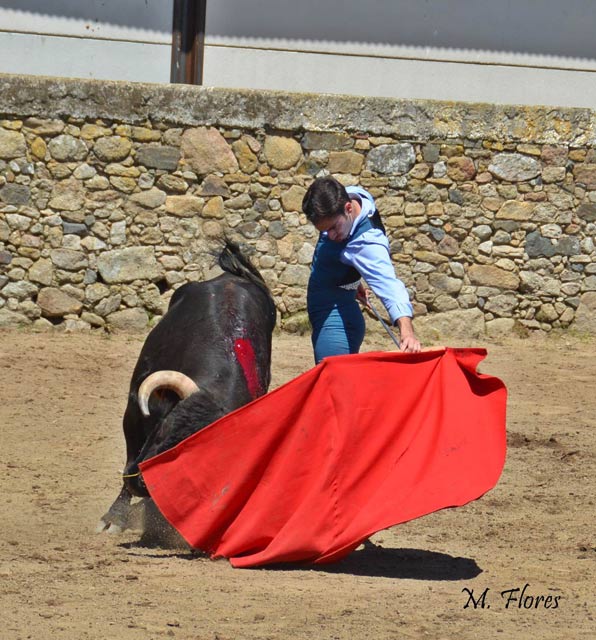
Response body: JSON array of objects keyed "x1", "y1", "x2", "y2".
[{"x1": 314, "y1": 208, "x2": 352, "y2": 243}]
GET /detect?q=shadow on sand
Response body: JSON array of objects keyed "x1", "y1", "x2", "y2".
[
  {"x1": 261, "y1": 542, "x2": 482, "y2": 581},
  {"x1": 118, "y1": 538, "x2": 481, "y2": 581}
]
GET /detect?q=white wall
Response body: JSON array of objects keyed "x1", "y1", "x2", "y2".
[
  {"x1": 1, "y1": 0, "x2": 595, "y2": 108},
  {"x1": 0, "y1": 0, "x2": 172, "y2": 83}
]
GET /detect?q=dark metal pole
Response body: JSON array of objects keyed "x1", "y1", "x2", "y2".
[{"x1": 170, "y1": 0, "x2": 207, "y2": 84}]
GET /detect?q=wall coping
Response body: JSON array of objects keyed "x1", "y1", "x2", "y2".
[{"x1": 1, "y1": 73, "x2": 595, "y2": 146}]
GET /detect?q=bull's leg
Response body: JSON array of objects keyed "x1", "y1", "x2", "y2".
[
  {"x1": 97, "y1": 401, "x2": 149, "y2": 534},
  {"x1": 96, "y1": 484, "x2": 133, "y2": 534}
]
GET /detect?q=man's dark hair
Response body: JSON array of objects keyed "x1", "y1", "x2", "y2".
[{"x1": 302, "y1": 177, "x2": 349, "y2": 223}]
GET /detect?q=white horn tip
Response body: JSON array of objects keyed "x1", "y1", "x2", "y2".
[{"x1": 140, "y1": 399, "x2": 150, "y2": 417}]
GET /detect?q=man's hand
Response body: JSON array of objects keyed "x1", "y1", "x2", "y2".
[
  {"x1": 395, "y1": 316, "x2": 421, "y2": 353},
  {"x1": 356, "y1": 283, "x2": 370, "y2": 308}
]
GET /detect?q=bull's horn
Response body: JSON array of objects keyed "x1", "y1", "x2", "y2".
[{"x1": 138, "y1": 370, "x2": 199, "y2": 417}]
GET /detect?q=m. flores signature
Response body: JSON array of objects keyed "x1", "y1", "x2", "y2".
[{"x1": 463, "y1": 583, "x2": 562, "y2": 610}]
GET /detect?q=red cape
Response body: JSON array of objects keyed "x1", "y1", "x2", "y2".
[{"x1": 140, "y1": 348, "x2": 507, "y2": 567}]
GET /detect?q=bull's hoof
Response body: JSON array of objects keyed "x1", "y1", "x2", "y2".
[
  {"x1": 95, "y1": 517, "x2": 125, "y2": 534},
  {"x1": 106, "y1": 522, "x2": 124, "y2": 534},
  {"x1": 96, "y1": 509, "x2": 128, "y2": 534},
  {"x1": 95, "y1": 518, "x2": 110, "y2": 534}
]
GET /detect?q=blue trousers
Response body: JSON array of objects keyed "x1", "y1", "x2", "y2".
[{"x1": 310, "y1": 302, "x2": 366, "y2": 364}]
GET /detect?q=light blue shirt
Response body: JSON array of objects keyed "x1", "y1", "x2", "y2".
[{"x1": 341, "y1": 186, "x2": 413, "y2": 324}]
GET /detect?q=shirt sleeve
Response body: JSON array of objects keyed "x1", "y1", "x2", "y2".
[{"x1": 341, "y1": 229, "x2": 413, "y2": 324}]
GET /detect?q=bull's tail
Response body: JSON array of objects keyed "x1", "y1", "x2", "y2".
[
  {"x1": 218, "y1": 240, "x2": 276, "y2": 330},
  {"x1": 218, "y1": 240, "x2": 267, "y2": 290}
]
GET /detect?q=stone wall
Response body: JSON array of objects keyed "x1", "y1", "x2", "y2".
[{"x1": 1, "y1": 74, "x2": 595, "y2": 336}]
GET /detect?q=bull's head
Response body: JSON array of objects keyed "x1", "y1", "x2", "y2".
[{"x1": 123, "y1": 370, "x2": 227, "y2": 497}]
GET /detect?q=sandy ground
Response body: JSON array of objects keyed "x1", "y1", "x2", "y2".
[{"x1": 0, "y1": 325, "x2": 594, "y2": 640}]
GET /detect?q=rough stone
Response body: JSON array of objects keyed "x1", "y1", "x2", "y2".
[
  {"x1": 555, "y1": 236, "x2": 581, "y2": 256},
  {"x1": 302, "y1": 132, "x2": 352, "y2": 150},
  {"x1": 468, "y1": 264, "x2": 520, "y2": 289},
  {"x1": 486, "y1": 317, "x2": 516, "y2": 337},
  {"x1": 328, "y1": 151, "x2": 364, "y2": 175},
  {"x1": 488, "y1": 153, "x2": 541, "y2": 181},
  {"x1": 279, "y1": 264, "x2": 310, "y2": 286},
  {"x1": 50, "y1": 249, "x2": 88, "y2": 271},
  {"x1": 93, "y1": 136, "x2": 132, "y2": 162},
  {"x1": 199, "y1": 220, "x2": 222, "y2": 238},
  {"x1": 577, "y1": 204, "x2": 596, "y2": 222},
  {"x1": 415, "y1": 308, "x2": 485, "y2": 340},
  {"x1": 200, "y1": 175, "x2": 230, "y2": 197},
  {"x1": 94, "y1": 294, "x2": 122, "y2": 316},
  {"x1": 268, "y1": 221, "x2": 287, "y2": 239},
  {"x1": 38, "y1": 287, "x2": 83, "y2": 317},
  {"x1": 541, "y1": 145, "x2": 568, "y2": 166},
  {"x1": 264, "y1": 136, "x2": 303, "y2": 170},
  {"x1": 80, "y1": 311, "x2": 105, "y2": 327},
  {"x1": 495, "y1": 200, "x2": 535, "y2": 220},
  {"x1": 62, "y1": 222, "x2": 88, "y2": 236},
  {"x1": 202, "y1": 196, "x2": 224, "y2": 219},
  {"x1": 232, "y1": 139, "x2": 258, "y2": 173},
  {"x1": 535, "y1": 303, "x2": 559, "y2": 323},
  {"x1": 0, "y1": 130, "x2": 26, "y2": 158},
  {"x1": 48, "y1": 178, "x2": 85, "y2": 212},
  {"x1": 86, "y1": 175, "x2": 110, "y2": 190},
  {"x1": 131, "y1": 127, "x2": 161, "y2": 142},
  {"x1": 366, "y1": 144, "x2": 415, "y2": 175},
  {"x1": 484, "y1": 293, "x2": 518, "y2": 317},
  {"x1": 97, "y1": 247, "x2": 162, "y2": 283},
  {"x1": 525, "y1": 231, "x2": 556, "y2": 258},
  {"x1": 156, "y1": 174, "x2": 188, "y2": 193},
  {"x1": 413, "y1": 251, "x2": 448, "y2": 265},
  {"x1": 48, "y1": 135, "x2": 88, "y2": 161},
  {"x1": 139, "y1": 285, "x2": 165, "y2": 314},
  {"x1": 108, "y1": 176, "x2": 135, "y2": 193},
  {"x1": 422, "y1": 144, "x2": 440, "y2": 163},
  {"x1": 432, "y1": 294, "x2": 459, "y2": 312},
  {"x1": 1, "y1": 281, "x2": 38, "y2": 300},
  {"x1": 29, "y1": 258, "x2": 54, "y2": 285},
  {"x1": 23, "y1": 118, "x2": 64, "y2": 136},
  {"x1": 572, "y1": 164, "x2": 596, "y2": 190},
  {"x1": 525, "y1": 231, "x2": 580, "y2": 258},
  {"x1": 429, "y1": 273, "x2": 463, "y2": 294},
  {"x1": 106, "y1": 308, "x2": 148, "y2": 332},
  {"x1": 181, "y1": 127, "x2": 238, "y2": 175},
  {"x1": 447, "y1": 156, "x2": 476, "y2": 181},
  {"x1": 0, "y1": 183, "x2": 30, "y2": 206},
  {"x1": 80, "y1": 124, "x2": 112, "y2": 139},
  {"x1": 165, "y1": 196, "x2": 204, "y2": 217},
  {"x1": 30, "y1": 136, "x2": 47, "y2": 159},
  {"x1": 226, "y1": 194, "x2": 252, "y2": 210},
  {"x1": 237, "y1": 222, "x2": 264, "y2": 239},
  {"x1": 136, "y1": 145, "x2": 181, "y2": 170},
  {"x1": 542, "y1": 166, "x2": 566, "y2": 183},
  {"x1": 110, "y1": 221, "x2": 127, "y2": 245},
  {"x1": 0, "y1": 308, "x2": 31, "y2": 327},
  {"x1": 5, "y1": 213, "x2": 31, "y2": 230},
  {"x1": 437, "y1": 236, "x2": 459, "y2": 256},
  {"x1": 472, "y1": 225, "x2": 493, "y2": 241},
  {"x1": 281, "y1": 185, "x2": 307, "y2": 212},
  {"x1": 129, "y1": 187, "x2": 167, "y2": 209}
]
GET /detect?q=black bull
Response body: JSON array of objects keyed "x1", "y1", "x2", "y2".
[{"x1": 98, "y1": 242, "x2": 276, "y2": 534}]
